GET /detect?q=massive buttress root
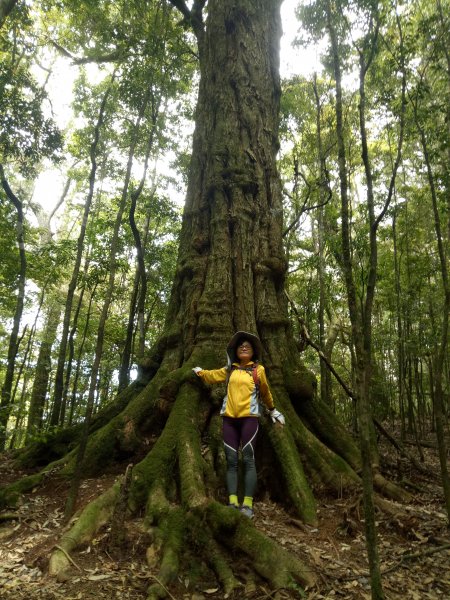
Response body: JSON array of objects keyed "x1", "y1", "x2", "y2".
[{"x1": 45, "y1": 375, "x2": 321, "y2": 596}]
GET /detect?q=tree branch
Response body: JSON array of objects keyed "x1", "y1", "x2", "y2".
[
  {"x1": 49, "y1": 176, "x2": 71, "y2": 222},
  {"x1": 0, "y1": 164, "x2": 22, "y2": 213},
  {"x1": 285, "y1": 290, "x2": 356, "y2": 400},
  {"x1": 168, "y1": 0, "x2": 205, "y2": 41},
  {"x1": 168, "y1": 0, "x2": 192, "y2": 21},
  {"x1": 50, "y1": 39, "x2": 126, "y2": 65}
]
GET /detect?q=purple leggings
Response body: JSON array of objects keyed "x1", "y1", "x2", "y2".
[{"x1": 222, "y1": 417, "x2": 259, "y2": 498}]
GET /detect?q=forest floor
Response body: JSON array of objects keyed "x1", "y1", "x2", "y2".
[{"x1": 0, "y1": 433, "x2": 449, "y2": 600}]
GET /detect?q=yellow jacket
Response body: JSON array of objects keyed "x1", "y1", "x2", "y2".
[{"x1": 197, "y1": 362, "x2": 275, "y2": 418}]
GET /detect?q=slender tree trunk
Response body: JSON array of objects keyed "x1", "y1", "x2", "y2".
[
  {"x1": 392, "y1": 207, "x2": 407, "y2": 437},
  {"x1": 65, "y1": 89, "x2": 151, "y2": 518},
  {"x1": 128, "y1": 108, "x2": 159, "y2": 365},
  {"x1": 11, "y1": 325, "x2": 32, "y2": 405},
  {"x1": 68, "y1": 286, "x2": 96, "y2": 426},
  {"x1": 60, "y1": 263, "x2": 90, "y2": 426},
  {"x1": 0, "y1": 165, "x2": 27, "y2": 450},
  {"x1": 118, "y1": 268, "x2": 140, "y2": 391},
  {"x1": 50, "y1": 79, "x2": 114, "y2": 426},
  {"x1": 414, "y1": 103, "x2": 450, "y2": 523},
  {"x1": 436, "y1": 0, "x2": 450, "y2": 246},
  {"x1": 326, "y1": 2, "x2": 389, "y2": 595},
  {"x1": 312, "y1": 73, "x2": 333, "y2": 409},
  {"x1": 7, "y1": 325, "x2": 33, "y2": 447},
  {"x1": 26, "y1": 304, "x2": 61, "y2": 440},
  {"x1": 323, "y1": 319, "x2": 340, "y2": 406},
  {"x1": 9, "y1": 369, "x2": 31, "y2": 449}
]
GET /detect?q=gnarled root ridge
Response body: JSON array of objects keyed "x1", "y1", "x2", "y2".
[
  {"x1": 49, "y1": 480, "x2": 121, "y2": 577},
  {"x1": 48, "y1": 492, "x2": 316, "y2": 597},
  {"x1": 46, "y1": 378, "x2": 319, "y2": 596},
  {"x1": 145, "y1": 500, "x2": 317, "y2": 598}
]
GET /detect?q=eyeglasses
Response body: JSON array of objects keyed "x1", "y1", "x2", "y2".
[{"x1": 238, "y1": 344, "x2": 253, "y2": 350}]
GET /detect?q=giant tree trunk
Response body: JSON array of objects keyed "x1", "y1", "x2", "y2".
[
  {"x1": 162, "y1": 0, "x2": 288, "y2": 365},
  {"x1": 0, "y1": 1, "x2": 409, "y2": 597}
]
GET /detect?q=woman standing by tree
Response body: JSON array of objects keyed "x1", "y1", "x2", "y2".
[{"x1": 193, "y1": 331, "x2": 285, "y2": 518}]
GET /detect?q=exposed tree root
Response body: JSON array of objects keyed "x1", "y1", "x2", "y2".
[
  {"x1": 205, "y1": 501, "x2": 317, "y2": 589},
  {"x1": 48, "y1": 489, "x2": 316, "y2": 596},
  {"x1": 48, "y1": 480, "x2": 121, "y2": 577},
  {"x1": 0, "y1": 370, "x2": 190, "y2": 511},
  {"x1": 268, "y1": 389, "x2": 317, "y2": 524},
  {"x1": 108, "y1": 463, "x2": 133, "y2": 554},
  {"x1": 285, "y1": 398, "x2": 360, "y2": 493},
  {"x1": 15, "y1": 380, "x2": 146, "y2": 469},
  {"x1": 41, "y1": 378, "x2": 320, "y2": 596},
  {"x1": 146, "y1": 507, "x2": 186, "y2": 599},
  {"x1": 0, "y1": 511, "x2": 19, "y2": 522},
  {"x1": 295, "y1": 396, "x2": 411, "y2": 502},
  {"x1": 0, "y1": 460, "x2": 67, "y2": 508}
]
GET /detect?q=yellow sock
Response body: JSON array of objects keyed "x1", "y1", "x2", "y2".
[
  {"x1": 243, "y1": 496, "x2": 253, "y2": 508},
  {"x1": 229, "y1": 494, "x2": 238, "y2": 507}
]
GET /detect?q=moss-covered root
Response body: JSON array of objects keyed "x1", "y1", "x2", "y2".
[
  {"x1": 295, "y1": 397, "x2": 363, "y2": 472},
  {"x1": 48, "y1": 480, "x2": 121, "y2": 577},
  {"x1": 176, "y1": 383, "x2": 208, "y2": 508},
  {"x1": 202, "y1": 532, "x2": 241, "y2": 595},
  {"x1": 296, "y1": 398, "x2": 410, "y2": 502},
  {"x1": 0, "y1": 456, "x2": 69, "y2": 509},
  {"x1": 59, "y1": 367, "x2": 192, "y2": 480},
  {"x1": 206, "y1": 501, "x2": 317, "y2": 591},
  {"x1": 373, "y1": 471, "x2": 411, "y2": 502},
  {"x1": 267, "y1": 422, "x2": 317, "y2": 525},
  {"x1": 147, "y1": 508, "x2": 185, "y2": 600},
  {"x1": 288, "y1": 409, "x2": 361, "y2": 492},
  {"x1": 16, "y1": 381, "x2": 144, "y2": 469},
  {"x1": 266, "y1": 389, "x2": 317, "y2": 524},
  {"x1": 0, "y1": 472, "x2": 47, "y2": 509},
  {"x1": 130, "y1": 380, "x2": 208, "y2": 519}
]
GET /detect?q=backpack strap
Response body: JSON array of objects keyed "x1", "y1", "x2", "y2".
[
  {"x1": 225, "y1": 363, "x2": 260, "y2": 396},
  {"x1": 249, "y1": 363, "x2": 259, "y2": 393}
]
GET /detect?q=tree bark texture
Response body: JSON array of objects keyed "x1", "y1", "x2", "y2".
[{"x1": 161, "y1": 0, "x2": 294, "y2": 377}]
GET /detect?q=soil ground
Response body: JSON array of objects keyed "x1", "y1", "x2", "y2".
[{"x1": 0, "y1": 433, "x2": 449, "y2": 600}]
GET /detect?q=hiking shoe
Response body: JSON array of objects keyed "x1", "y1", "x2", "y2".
[
  {"x1": 228, "y1": 503, "x2": 239, "y2": 509},
  {"x1": 239, "y1": 505, "x2": 254, "y2": 519}
]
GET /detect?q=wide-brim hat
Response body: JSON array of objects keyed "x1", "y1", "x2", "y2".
[{"x1": 226, "y1": 331, "x2": 263, "y2": 364}]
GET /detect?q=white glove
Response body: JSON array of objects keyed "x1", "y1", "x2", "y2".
[
  {"x1": 192, "y1": 367, "x2": 203, "y2": 375},
  {"x1": 269, "y1": 409, "x2": 285, "y2": 426}
]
